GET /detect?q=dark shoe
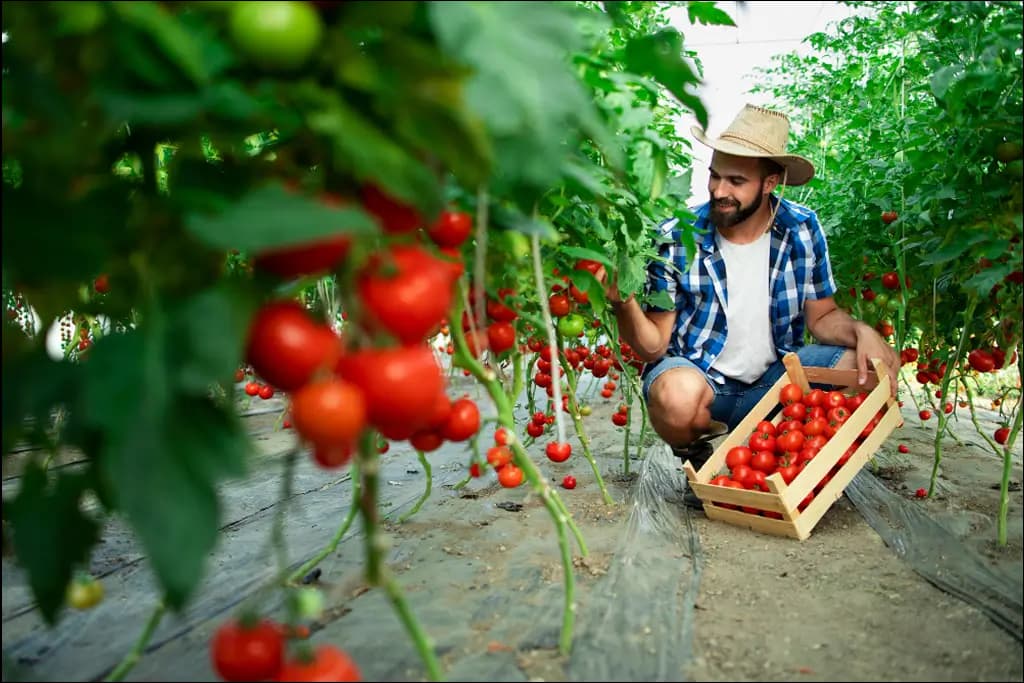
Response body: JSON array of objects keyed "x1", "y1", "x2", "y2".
[
  {"x1": 682, "y1": 485, "x2": 704, "y2": 510},
  {"x1": 671, "y1": 439, "x2": 714, "y2": 470}
]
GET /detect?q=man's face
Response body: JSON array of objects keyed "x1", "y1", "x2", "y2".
[{"x1": 707, "y1": 153, "x2": 771, "y2": 229}]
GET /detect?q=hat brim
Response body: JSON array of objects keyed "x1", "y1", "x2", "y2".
[{"x1": 691, "y1": 126, "x2": 815, "y2": 186}]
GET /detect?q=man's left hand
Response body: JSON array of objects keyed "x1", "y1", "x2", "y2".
[{"x1": 854, "y1": 323, "x2": 900, "y2": 397}]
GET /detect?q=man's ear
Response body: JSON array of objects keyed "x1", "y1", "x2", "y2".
[{"x1": 763, "y1": 174, "x2": 780, "y2": 194}]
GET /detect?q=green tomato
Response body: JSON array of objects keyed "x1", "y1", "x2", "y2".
[
  {"x1": 873, "y1": 292, "x2": 889, "y2": 309},
  {"x1": 886, "y1": 297, "x2": 902, "y2": 313},
  {"x1": 557, "y1": 314, "x2": 585, "y2": 338},
  {"x1": 292, "y1": 587, "x2": 324, "y2": 620},
  {"x1": 502, "y1": 231, "x2": 532, "y2": 261},
  {"x1": 229, "y1": 1, "x2": 324, "y2": 71},
  {"x1": 67, "y1": 575, "x2": 104, "y2": 610},
  {"x1": 580, "y1": 405, "x2": 592, "y2": 417}
]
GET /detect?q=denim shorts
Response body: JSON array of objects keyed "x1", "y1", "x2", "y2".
[{"x1": 640, "y1": 345, "x2": 848, "y2": 430}]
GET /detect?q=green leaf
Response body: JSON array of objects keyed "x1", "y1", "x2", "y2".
[
  {"x1": 646, "y1": 289, "x2": 675, "y2": 311},
  {"x1": 2, "y1": 183, "x2": 132, "y2": 288},
  {"x1": 569, "y1": 269, "x2": 607, "y2": 317},
  {"x1": 110, "y1": 1, "x2": 210, "y2": 86},
  {"x1": 491, "y1": 204, "x2": 559, "y2": 240},
  {"x1": 624, "y1": 30, "x2": 708, "y2": 129},
  {"x1": 300, "y1": 86, "x2": 442, "y2": 218},
  {"x1": 686, "y1": 1, "x2": 737, "y2": 27},
  {"x1": 170, "y1": 285, "x2": 260, "y2": 393},
  {"x1": 560, "y1": 246, "x2": 612, "y2": 269},
  {"x1": 184, "y1": 182, "x2": 378, "y2": 252},
  {"x1": 930, "y1": 64, "x2": 964, "y2": 101},
  {"x1": 7, "y1": 464, "x2": 101, "y2": 624},
  {"x1": 917, "y1": 232, "x2": 987, "y2": 266},
  {"x1": 429, "y1": 2, "x2": 612, "y2": 190},
  {"x1": 962, "y1": 262, "x2": 1013, "y2": 298},
  {"x1": 82, "y1": 327, "x2": 246, "y2": 609}
]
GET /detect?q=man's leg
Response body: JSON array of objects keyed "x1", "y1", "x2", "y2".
[{"x1": 647, "y1": 367, "x2": 718, "y2": 448}]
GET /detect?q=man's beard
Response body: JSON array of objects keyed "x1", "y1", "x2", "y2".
[{"x1": 709, "y1": 191, "x2": 764, "y2": 229}]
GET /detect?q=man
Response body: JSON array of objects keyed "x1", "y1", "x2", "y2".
[{"x1": 603, "y1": 104, "x2": 899, "y2": 496}]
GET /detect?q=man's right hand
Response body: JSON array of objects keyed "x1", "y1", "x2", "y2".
[{"x1": 594, "y1": 265, "x2": 633, "y2": 307}]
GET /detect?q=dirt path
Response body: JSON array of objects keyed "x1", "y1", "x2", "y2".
[{"x1": 2, "y1": 384, "x2": 1022, "y2": 682}]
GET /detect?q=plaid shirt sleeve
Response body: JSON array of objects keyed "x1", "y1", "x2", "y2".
[{"x1": 805, "y1": 212, "x2": 837, "y2": 301}]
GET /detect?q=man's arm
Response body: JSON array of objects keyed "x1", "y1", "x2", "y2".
[
  {"x1": 609, "y1": 297, "x2": 676, "y2": 362},
  {"x1": 805, "y1": 296, "x2": 900, "y2": 394}
]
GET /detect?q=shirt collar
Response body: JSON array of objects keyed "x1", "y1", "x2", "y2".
[{"x1": 693, "y1": 195, "x2": 804, "y2": 252}]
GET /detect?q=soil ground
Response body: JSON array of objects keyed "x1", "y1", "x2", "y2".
[{"x1": 2, "y1": 375, "x2": 1022, "y2": 682}]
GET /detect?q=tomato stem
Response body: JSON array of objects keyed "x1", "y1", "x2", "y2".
[
  {"x1": 929, "y1": 298, "x2": 976, "y2": 496},
  {"x1": 398, "y1": 450, "x2": 432, "y2": 523},
  {"x1": 556, "y1": 333, "x2": 614, "y2": 506},
  {"x1": 287, "y1": 462, "x2": 360, "y2": 585},
  {"x1": 103, "y1": 600, "x2": 166, "y2": 682}
]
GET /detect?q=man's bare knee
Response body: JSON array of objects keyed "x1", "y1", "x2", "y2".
[{"x1": 647, "y1": 368, "x2": 714, "y2": 445}]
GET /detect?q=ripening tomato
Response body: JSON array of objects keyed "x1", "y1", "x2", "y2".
[
  {"x1": 211, "y1": 618, "x2": 284, "y2": 682},
  {"x1": 409, "y1": 429, "x2": 444, "y2": 453},
  {"x1": 66, "y1": 575, "x2": 104, "y2": 610},
  {"x1": 274, "y1": 644, "x2": 361, "y2": 682},
  {"x1": 497, "y1": 464, "x2": 524, "y2": 488},
  {"x1": 246, "y1": 301, "x2": 342, "y2": 392},
  {"x1": 427, "y1": 210, "x2": 473, "y2": 248},
  {"x1": 440, "y1": 398, "x2": 480, "y2": 442},
  {"x1": 779, "y1": 383, "x2": 803, "y2": 406},
  {"x1": 291, "y1": 379, "x2": 366, "y2": 448},
  {"x1": 336, "y1": 345, "x2": 444, "y2": 435},
  {"x1": 487, "y1": 445, "x2": 513, "y2": 469},
  {"x1": 546, "y1": 442, "x2": 572, "y2": 462},
  {"x1": 487, "y1": 321, "x2": 516, "y2": 354},
  {"x1": 548, "y1": 293, "x2": 570, "y2": 317},
  {"x1": 725, "y1": 446, "x2": 753, "y2": 469},
  {"x1": 358, "y1": 244, "x2": 456, "y2": 344},
  {"x1": 93, "y1": 274, "x2": 110, "y2": 294}
]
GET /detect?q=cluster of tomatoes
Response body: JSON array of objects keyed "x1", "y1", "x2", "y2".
[
  {"x1": 706, "y1": 383, "x2": 889, "y2": 517},
  {"x1": 212, "y1": 618, "x2": 360, "y2": 682},
  {"x1": 243, "y1": 187, "x2": 482, "y2": 468}
]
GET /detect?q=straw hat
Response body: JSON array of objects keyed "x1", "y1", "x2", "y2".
[{"x1": 691, "y1": 104, "x2": 815, "y2": 186}]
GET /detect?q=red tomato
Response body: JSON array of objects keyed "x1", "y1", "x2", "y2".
[
  {"x1": 312, "y1": 442, "x2": 354, "y2": 469},
  {"x1": 494, "y1": 427, "x2": 511, "y2": 445},
  {"x1": 358, "y1": 244, "x2": 456, "y2": 345},
  {"x1": 730, "y1": 464, "x2": 756, "y2": 488},
  {"x1": 211, "y1": 619, "x2": 284, "y2": 682},
  {"x1": 561, "y1": 475, "x2": 577, "y2": 489},
  {"x1": 440, "y1": 398, "x2": 480, "y2": 442},
  {"x1": 749, "y1": 430, "x2": 776, "y2": 452},
  {"x1": 546, "y1": 442, "x2": 572, "y2": 462},
  {"x1": 898, "y1": 443, "x2": 910, "y2": 454},
  {"x1": 93, "y1": 274, "x2": 110, "y2": 294},
  {"x1": 291, "y1": 379, "x2": 366, "y2": 448},
  {"x1": 881, "y1": 271, "x2": 900, "y2": 290},
  {"x1": 487, "y1": 321, "x2": 516, "y2": 354},
  {"x1": 258, "y1": 384, "x2": 275, "y2": 400},
  {"x1": 361, "y1": 183, "x2": 421, "y2": 234},
  {"x1": 526, "y1": 421, "x2": 545, "y2": 438},
  {"x1": 245, "y1": 381, "x2": 261, "y2": 397},
  {"x1": 725, "y1": 446, "x2": 753, "y2": 469},
  {"x1": 336, "y1": 345, "x2": 444, "y2": 435},
  {"x1": 487, "y1": 445, "x2": 513, "y2": 469},
  {"x1": 779, "y1": 383, "x2": 803, "y2": 406},
  {"x1": 254, "y1": 235, "x2": 351, "y2": 279},
  {"x1": 846, "y1": 392, "x2": 868, "y2": 412},
  {"x1": 498, "y1": 464, "x2": 524, "y2": 488},
  {"x1": 782, "y1": 401, "x2": 807, "y2": 421},
  {"x1": 246, "y1": 301, "x2": 342, "y2": 392},
  {"x1": 825, "y1": 390, "x2": 847, "y2": 409},
  {"x1": 275, "y1": 644, "x2": 361, "y2": 682},
  {"x1": 804, "y1": 389, "x2": 825, "y2": 407},
  {"x1": 409, "y1": 429, "x2": 443, "y2": 453},
  {"x1": 611, "y1": 412, "x2": 628, "y2": 427},
  {"x1": 486, "y1": 289, "x2": 518, "y2": 322},
  {"x1": 574, "y1": 259, "x2": 602, "y2": 274},
  {"x1": 548, "y1": 293, "x2": 570, "y2": 317},
  {"x1": 749, "y1": 450, "x2": 778, "y2": 474},
  {"x1": 777, "y1": 430, "x2": 805, "y2": 453},
  {"x1": 427, "y1": 210, "x2": 473, "y2": 248},
  {"x1": 919, "y1": 409, "x2": 932, "y2": 421},
  {"x1": 776, "y1": 464, "x2": 800, "y2": 484},
  {"x1": 994, "y1": 427, "x2": 1010, "y2": 445},
  {"x1": 803, "y1": 417, "x2": 827, "y2": 437}
]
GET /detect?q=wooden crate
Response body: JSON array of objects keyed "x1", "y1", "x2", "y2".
[{"x1": 682, "y1": 352, "x2": 902, "y2": 540}]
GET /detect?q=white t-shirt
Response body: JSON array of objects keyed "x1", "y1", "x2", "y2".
[{"x1": 710, "y1": 230, "x2": 778, "y2": 383}]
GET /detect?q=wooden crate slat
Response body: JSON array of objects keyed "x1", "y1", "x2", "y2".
[{"x1": 705, "y1": 504, "x2": 805, "y2": 540}]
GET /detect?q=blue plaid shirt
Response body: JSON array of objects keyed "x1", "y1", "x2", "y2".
[{"x1": 644, "y1": 195, "x2": 837, "y2": 384}]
